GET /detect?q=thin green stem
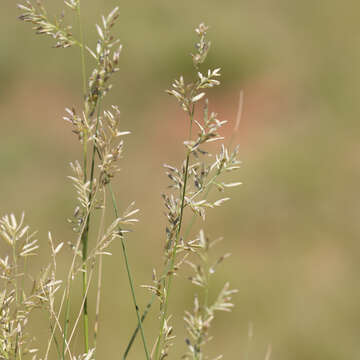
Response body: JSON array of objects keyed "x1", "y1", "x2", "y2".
[
  {"x1": 76, "y1": 3, "x2": 87, "y2": 99},
  {"x1": 81, "y1": 263, "x2": 89, "y2": 353},
  {"x1": 122, "y1": 293, "x2": 156, "y2": 359},
  {"x1": 76, "y1": 3, "x2": 91, "y2": 351},
  {"x1": 81, "y1": 196, "x2": 89, "y2": 355},
  {"x1": 49, "y1": 322, "x2": 61, "y2": 359},
  {"x1": 108, "y1": 185, "x2": 151, "y2": 360},
  {"x1": 83, "y1": 140, "x2": 88, "y2": 183},
  {"x1": 77, "y1": 0, "x2": 88, "y2": 182},
  {"x1": 93, "y1": 143, "x2": 149, "y2": 359},
  {"x1": 90, "y1": 96, "x2": 102, "y2": 184}
]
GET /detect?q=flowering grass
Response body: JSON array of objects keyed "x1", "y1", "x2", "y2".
[{"x1": 0, "y1": 2, "x2": 241, "y2": 359}]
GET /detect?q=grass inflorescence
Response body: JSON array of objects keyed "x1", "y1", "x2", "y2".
[{"x1": 0, "y1": 2, "x2": 241, "y2": 359}]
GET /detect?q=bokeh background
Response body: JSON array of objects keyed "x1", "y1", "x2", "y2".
[{"x1": 2, "y1": 0, "x2": 360, "y2": 359}]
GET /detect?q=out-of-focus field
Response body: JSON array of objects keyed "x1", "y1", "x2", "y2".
[{"x1": 2, "y1": 1, "x2": 360, "y2": 359}]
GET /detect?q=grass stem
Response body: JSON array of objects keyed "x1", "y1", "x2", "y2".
[
  {"x1": 108, "y1": 184, "x2": 151, "y2": 360},
  {"x1": 62, "y1": 295, "x2": 71, "y2": 360},
  {"x1": 76, "y1": 3, "x2": 91, "y2": 352},
  {"x1": 122, "y1": 293, "x2": 156, "y2": 359}
]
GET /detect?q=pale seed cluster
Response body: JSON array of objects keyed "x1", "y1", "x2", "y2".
[
  {"x1": 17, "y1": 1, "x2": 76, "y2": 48},
  {"x1": 0, "y1": 214, "x2": 63, "y2": 360}
]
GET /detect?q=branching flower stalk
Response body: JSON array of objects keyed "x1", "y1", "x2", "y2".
[
  {"x1": 140, "y1": 23, "x2": 241, "y2": 360},
  {"x1": 152, "y1": 108, "x2": 194, "y2": 360},
  {"x1": 124, "y1": 138, "x2": 241, "y2": 359},
  {"x1": 152, "y1": 24, "x2": 208, "y2": 360},
  {"x1": 124, "y1": 90, "x2": 243, "y2": 358}
]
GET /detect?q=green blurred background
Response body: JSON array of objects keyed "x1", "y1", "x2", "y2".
[{"x1": 2, "y1": 0, "x2": 360, "y2": 359}]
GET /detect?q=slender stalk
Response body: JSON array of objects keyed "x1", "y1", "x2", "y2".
[
  {"x1": 94, "y1": 254, "x2": 103, "y2": 348},
  {"x1": 12, "y1": 243, "x2": 18, "y2": 306},
  {"x1": 55, "y1": 192, "x2": 99, "y2": 360},
  {"x1": 74, "y1": 1, "x2": 92, "y2": 354},
  {"x1": 62, "y1": 295, "x2": 71, "y2": 360},
  {"x1": 68, "y1": 268, "x2": 95, "y2": 346},
  {"x1": 47, "y1": 183, "x2": 99, "y2": 360},
  {"x1": 77, "y1": 0, "x2": 88, "y2": 181},
  {"x1": 81, "y1": 258, "x2": 89, "y2": 353},
  {"x1": 12, "y1": 241, "x2": 21, "y2": 360},
  {"x1": 154, "y1": 106, "x2": 194, "y2": 360},
  {"x1": 80, "y1": 95, "x2": 103, "y2": 353},
  {"x1": 49, "y1": 322, "x2": 61, "y2": 359},
  {"x1": 108, "y1": 184, "x2": 151, "y2": 360},
  {"x1": 94, "y1": 191, "x2": 107, "y2": 352},
  {"x1": 76, "y1": 2, "x2": 87, "y2": 99},
  {"x1": 122, "y1": 293, "x2": 156, "y2": 359}
]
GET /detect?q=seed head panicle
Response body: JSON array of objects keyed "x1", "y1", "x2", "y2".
[{"x1": 18, "y1": 1, "x2": 76, "y2": 48}]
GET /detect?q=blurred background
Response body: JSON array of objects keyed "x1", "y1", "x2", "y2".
[{"x1": 2, "y1": 0, "x2": 360, "y2": 359}]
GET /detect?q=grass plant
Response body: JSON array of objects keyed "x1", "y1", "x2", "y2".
[{"x1": 0, "y1": 1, "x2": 241, "y2": 359}]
